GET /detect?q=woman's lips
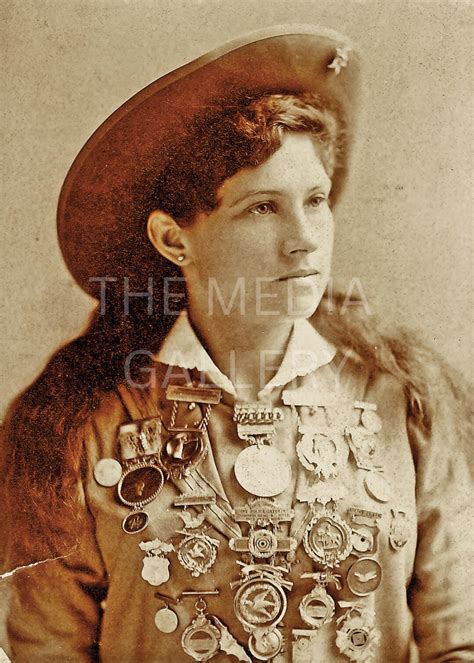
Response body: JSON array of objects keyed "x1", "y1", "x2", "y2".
[{"x1": 277, "y1": 270, "x2": 320, "y2": 281}]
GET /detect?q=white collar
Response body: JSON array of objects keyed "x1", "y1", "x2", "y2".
[{"x1": 155, "y1": 310, "x2": 336, "y2": 400}]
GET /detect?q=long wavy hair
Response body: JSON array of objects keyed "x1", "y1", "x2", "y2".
[{"x1": 1, "y1": 93, "x2": 345, "y2": 565}]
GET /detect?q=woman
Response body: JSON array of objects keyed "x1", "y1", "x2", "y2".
[{"x1": 1, "y1": 26, "x2": 472, "y2": 663}]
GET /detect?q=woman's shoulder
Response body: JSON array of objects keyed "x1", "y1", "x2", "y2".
[{"x1": 315, "y1": 291, "x2": 472, "y2": 445}]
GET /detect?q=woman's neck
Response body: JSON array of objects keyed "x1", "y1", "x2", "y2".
[{"x1": 188, "y1": 310, "x2": 294, "y2": 401}]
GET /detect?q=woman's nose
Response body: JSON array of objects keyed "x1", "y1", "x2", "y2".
[{"x1": 282, "y1": 205, "x2": 330, "y2": 255}]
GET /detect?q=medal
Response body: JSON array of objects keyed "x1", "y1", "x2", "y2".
[
  {"x1": 296, "y1": 426, "x2": 349, "y2": 479},
  {"x1": 231, "y1": 564, "x2": 292, "y2": 634},
  {"x1": 299, "y1": 571, "x2": 341, "y2": 629},
  {"x1": 160, "y1": 428, "x2": 207, "y2": 480},
  {"x1": 389, "y1": 509, "x2": 412, "y2": 550},
  {"x1": 292, "y1": 629, "x2": 318, "y2": 663},
  {"x1": 230, "y1": 499, "x2": 296, "y2": 561},
  {"x1": 93, "y1": 458, "x2": 123, "y2": 487},
  {"x1": 233, "y1": 403, "x2": 291, "y2": 497},
  {"x1": 139, "y1": 538, "x2": 174, "y2": 587},
  {"x1": 303, "y1": 508, "x2": 352, "y2": 567},
  {"x1": 154, "y1": 607, "x2": 179, "y2": 633},
  {"x1": 174, "y1": 494, "x2": 219, "y2": 577},
  {"x1": 345, "y1": 429, "x2": 380, "y2": 471},
  {"x1": 363, "y1": 471, "x2": 393, "y2": 503},
  {"x1": 347, "y1": 508, "x2": 381, "y2": 557},
  {"x1": 118, "y1": 419, "x2": 162, "y2": 461},
  {"x1": 346, "y1": 558, "x2": 382, "y2": 596},
  {"x1": 336, "y1": 604, "x2": 380, "y2": 662},
  {"x1": 117, "y1": 459, "x2": 165, "y2": 507},
  {"x1": 182, "y1": 612, "x2": 221, "y2": 662},
  {"x1": 353, "y1": 401, "x2": 382, "y2": 435},
  {"x1": 122, "y1": 510, "x2": 149, "y2": 534},
  {"x1": 234, "y1": 445, "x2": 292, "y2": 497},
  {"x1": 176, "y1": 531, "x2": 219, "y2": 577},
  {"x1": 297, "y1": 476, "x2": 347, "y2": 506},
  {"x1": 248, "y1": 628, "x2": 283, "y2": 661}
]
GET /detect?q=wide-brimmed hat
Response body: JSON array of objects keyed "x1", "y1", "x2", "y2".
[{"x1": 57, "y1": 25, "x2": 360, "y2": 299}]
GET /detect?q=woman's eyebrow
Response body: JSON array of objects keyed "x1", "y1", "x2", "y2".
[{"x1": 229, "y1": 189, "x2": 281, "y2": 208}]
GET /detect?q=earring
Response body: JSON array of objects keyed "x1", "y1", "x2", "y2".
[{"x1": 177, "y1": 255, "x2": 185, "y2": 263}]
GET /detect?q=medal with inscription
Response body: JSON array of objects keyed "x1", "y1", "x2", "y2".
[
  {"x1": 347, "y1": 508, "x2": 381, "y2": 557},
  {"x1": 303, "y1": 508, "x2": 352, "y2": 567},
  {"x1": 181, "y1": 609, "x2": 221, "y2": 662}
]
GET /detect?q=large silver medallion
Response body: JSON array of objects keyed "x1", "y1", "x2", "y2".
[
  {"x1": 234, "y1": 445, "x2": 292, "y2": 497},
  {"x1": 303, "y1": 509, "x2": 352, "y2": 567}
]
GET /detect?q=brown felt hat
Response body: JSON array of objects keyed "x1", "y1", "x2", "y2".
[{"x1": 57, "y1": 25, "x2": 360, "y2": 299}]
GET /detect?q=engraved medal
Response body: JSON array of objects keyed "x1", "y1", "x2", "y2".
[
  {"x1": 299, "y1": 571, "x2": 341, "y2": 628},
  {"x1": 348, "y1": 508, "x2": 381, "y2": 557},
  {"x1": 122, "y1": 510, "x2": 149, "y2": 534},
  {"x1": 336, "y1": 604, "x2": 380, "y2": 662},
  {"x1": 346, "y1": 558, "x2": 382, "y2": 596},
  {"x1": 139, "y1": 538, "x2": 174, "y2": 587},
  {"x1": 303, "y1": 508, "x2": 352, "y2": 567},
  {"x1": 297, "y1": 425, "x2": 349, "y2": 479}
]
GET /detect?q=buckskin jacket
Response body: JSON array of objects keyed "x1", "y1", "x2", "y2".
[{"x1": 5, "y1": 303, "x2": 473, "y2": 663}]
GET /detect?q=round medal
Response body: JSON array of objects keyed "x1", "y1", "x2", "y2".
[
  {"x1": 346, "y1": 557, "x2": 382, "y2": 596},
  {"x1": 234, "y1": 445, "x2": 292, "y2": 497},
  {"x1": 299, "y1": 585, "x2": 335, "y2": 628},
  {"x1": 234, "y1": 578, "x2": 286, "y2": 631},
  {"x1": 93, "y1": 458, "x2": 122, "y2": 487},
  {"x1": 360, "y1": 410, "x2": 382, "y2": 433},
  {"x1": 154, "y1": 607, "x2": 179, "y2": 633},
  {"x1": 248, "y1": 629, "x2": 283, "y2": 661},
  {"x1": 177, "y1": 533, "x2": 219, "y2": 577},
  {"x1": 181, "y1": 614, "x2": 221, "y2": 662},
  {"x1": 117, "y1": 462, "x2": 164, "y2": 507},
  {"x1": 303, "y1": 510, "x2": 352, "y2": 567},
  {"x1": 122, "y1": 510, "x2": 149, "y2": 534},
  {"x1": 364, "y1": 472, "x2": 392, "y2": 503}
]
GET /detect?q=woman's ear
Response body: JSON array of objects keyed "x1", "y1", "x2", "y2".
[{"x1": 147, "y1": 210, "x2": 191, "y2": 266}]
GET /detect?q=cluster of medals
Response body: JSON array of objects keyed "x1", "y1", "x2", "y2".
[{"x1": 94, "y1": 385, "x2": 412, "y2": 662}]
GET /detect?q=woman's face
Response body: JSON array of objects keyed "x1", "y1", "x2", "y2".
[{"x1": 182, "y1": 132, "x2": 334, "y2": 322}]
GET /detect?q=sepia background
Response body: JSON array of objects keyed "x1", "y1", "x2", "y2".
[{"x1": 1, "y1": 0, "x2": 472, "y2": 652}]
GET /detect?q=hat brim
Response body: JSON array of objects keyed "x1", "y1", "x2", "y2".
[{"x1": 57, "y1": 25, "x2": 360, "y2": 298}]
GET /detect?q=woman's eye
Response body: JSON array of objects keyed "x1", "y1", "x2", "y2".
[
  {"x1": 249, "y1": 202, "x2": 275, "y2": 216},
  {"x1": 309, "y1": 194, "x2": 328, "y2": 208}
]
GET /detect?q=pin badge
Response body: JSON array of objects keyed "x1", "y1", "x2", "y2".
[
  {"x1": 303, "y1": 509, "x2": 352, "y2": 567},
  {"x1": 93, "y1": 458, "x2": 123, "y2": 487},
  {"x1": 122, "y1": 510, "x2": 149, "y2": 534},
  {"x1": 346, "y1": 558, "x2": 382, "y2": 596},
  {"x1": 297, "y1": 426, "x2": 349, "y2": 479},
  {"x1": 348, "y1": 508, "x2": 381, "y2": 557},
  {"x1": 336, "y1": 605, "x2": 380, "y2": 662},
  {"x1": 139, "y1": 538, "x2": 174, "y2": 587},
  {"x1": 389, "y1": 510, "x2": 412, "y2": 550},
  {"x1": 363, "y1": 472, "x2": 393, "y2": 504}
]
